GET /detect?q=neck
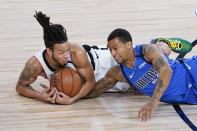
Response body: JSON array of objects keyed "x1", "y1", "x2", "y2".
[
  {"x1": 124, "y1": 48, "x2": 135, "y2": 68},
  {"x1": 45, "y1": 52, "x2": 60, "y2": 70}
]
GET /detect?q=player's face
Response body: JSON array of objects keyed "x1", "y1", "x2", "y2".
[
  {"x1": 108, "y1": 37, "x2": 132, "y2": 64},
  {"x1": 52, "y1": 41, "x2": 70, "y2": 67}
]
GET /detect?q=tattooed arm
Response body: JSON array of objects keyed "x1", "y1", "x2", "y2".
[
  {"x1": 16, "y1": 57, "x2": 56, "y2": 103},
  {"x1": 86, "y1": 65, "x2": 126, "y2": 98},
  {"x1": 138, "y1": 44, "x2": 173, "y2": 121}
]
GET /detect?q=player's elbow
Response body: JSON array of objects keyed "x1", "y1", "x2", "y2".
[
  {"x1": 83, "y1": 81, "x2": 96, "y2": 99},
  {"x1": 85, "y1": 78, "x2": 96, "y2": 92},
  {"x1": 166, "y1": 66, "x2": 173, "y2": 76},
  {"x1": 16, "y1": 85, "x2": 22, "y2": 94},
  {"x1": 16, "y1": 84, "x2": 25, "y2": 95},
  {"x1": 90, "y1": 79, "x2": 96, "y2": 90},
  {"x1": 163, "y1": 66, "x2": 173, "y2": 79}
]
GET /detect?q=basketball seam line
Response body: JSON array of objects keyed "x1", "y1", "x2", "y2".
[
  {"x1": 61, "y1": 70, "x2": 63, "y2": 93},
  {"x1": 68, "y1": 68, "x2": 74, "y2": 97}
]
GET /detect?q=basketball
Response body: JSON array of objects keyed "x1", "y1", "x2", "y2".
[{"x1": 50, "y1": 68, "x2": 82, "y2": 97}]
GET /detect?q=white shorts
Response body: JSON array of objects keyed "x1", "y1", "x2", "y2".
[{"x1": 83, "y1": 44, "x2": 130, "y2": 92}]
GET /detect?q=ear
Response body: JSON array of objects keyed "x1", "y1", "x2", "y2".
[
  {"x1": 126, "y1": 41, "x2": 132, "y2": 48},
  {"x1": 46, "y1": 48, "x2": 53, "y2": 56}
]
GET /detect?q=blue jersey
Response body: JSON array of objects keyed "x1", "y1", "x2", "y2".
[{"x1": 120, "y1": 45, "x2": 197, "y2": 104}]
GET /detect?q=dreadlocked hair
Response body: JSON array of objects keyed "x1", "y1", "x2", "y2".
[{"x1": 34, "y1": 11, "x2": 68, "y2": 50}]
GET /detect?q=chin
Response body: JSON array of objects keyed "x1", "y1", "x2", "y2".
[
  {"x1": 58, "y1": 63, "x2": 66, "y2": 68},
  {"x1": 115, "y1": 60, "x2": 121, "y2": 64}
]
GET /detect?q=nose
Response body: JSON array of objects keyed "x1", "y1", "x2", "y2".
[
  {"x1": 111, "y1": 49, "x2": 115, "y2": 57},
  {"x1": 64, "y1": 52, "x2": 69, "y2": 59}
]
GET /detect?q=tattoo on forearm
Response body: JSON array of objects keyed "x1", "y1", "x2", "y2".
[
  {"x1": 86, "y1": 77, "x2": 116, "y2": 98},
  {"x1": 157, "y1": 78, "x2": 163, "y2": 88},
  {"x1": 152, "y1": 78, "x2": 163, "y2": 100},
  {"x1": 152, "y1": 89, "x2": 160, "y2": 100}
]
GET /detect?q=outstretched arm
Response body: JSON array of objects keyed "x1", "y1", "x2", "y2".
[
  {"x1": 138, "y1": 44, "x2": 173, "y2": 121},
  {"x1": 85, "y1": 75, "x2": 117, "y2": 99},
  {"x1": 16, "y1": 57, "x2": 56, "y2": 103},
  {"x1": 86, "y1": 65, "x2": 126, "y2": 98}
]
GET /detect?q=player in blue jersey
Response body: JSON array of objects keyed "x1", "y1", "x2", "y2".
[{"x1": 87, "y1": 28, "x2": 197, "y2": 121}]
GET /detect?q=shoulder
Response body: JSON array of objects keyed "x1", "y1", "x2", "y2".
[
  {"x1": 70, "y1": 44, "x2": 87, "y2": 58},
  {"x1": 143, "y1": 44, "x2": 158, "y2": 54},
  {"x1": 70, "y1": 44, "x2": 90, "y2": 67},
  {"x1": 70, "y1": 44, "x2": 86, "y2": 53},
  {"x1": 26, "y1": 56, "x2": 42, "y2": 68},
  {"x1": 24, "y1": 56, "x2": 44, "y2": 77},
  {"x1": 143, "y1": 44, "x2": 161, "y2": 61}
]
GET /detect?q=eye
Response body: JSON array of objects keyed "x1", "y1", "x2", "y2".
[
  {"x1": 114, "y1": 47, "x2": 117, "y2": 50},
  {"x1": 59, "y1": 51, "x2": 65, "y2": 54}
]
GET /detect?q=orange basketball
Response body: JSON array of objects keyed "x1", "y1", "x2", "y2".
[{"x1": 50, "y1": 67, "x2": 82, "y2": 97}]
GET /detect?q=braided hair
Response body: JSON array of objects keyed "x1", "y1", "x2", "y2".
[{"x1": 34, "y1": 11, "x2": 68, "y2": 50}]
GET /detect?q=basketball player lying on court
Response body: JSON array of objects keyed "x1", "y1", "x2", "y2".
[
  {"x1": 86, "y1": 28, "x2": 197, "y2": 121},
  {"x1": 15, "y1": 11, "x2": 189, "y2": 105},
  {"x1": 15, "y1": 11, "x2": 132, "y2": 105}
]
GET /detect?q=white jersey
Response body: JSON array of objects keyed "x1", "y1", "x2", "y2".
[{"x1": 34, "y1": 45, "x2": 130, "y2": 92}]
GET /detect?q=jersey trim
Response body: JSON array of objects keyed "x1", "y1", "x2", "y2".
[{"x1": 34, "y1": 56, "x2": 47, "y2": 79}]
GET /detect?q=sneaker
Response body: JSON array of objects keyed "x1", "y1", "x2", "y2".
[{"x1": 151, "y1": 38, "x2": 192, "y2": 53}]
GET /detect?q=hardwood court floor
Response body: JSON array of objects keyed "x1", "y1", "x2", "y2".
[{"x1": 0, "y1": 0, "x2": 197, "y2": 130}]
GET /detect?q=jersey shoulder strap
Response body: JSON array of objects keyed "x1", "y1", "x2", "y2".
[{"x1": 135, "y1": 45, "x2": 145, "y2": 57}]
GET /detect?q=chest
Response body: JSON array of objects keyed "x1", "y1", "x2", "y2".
[{"x1": 122, "y1": 57, "x2": 158, "y2": 89}]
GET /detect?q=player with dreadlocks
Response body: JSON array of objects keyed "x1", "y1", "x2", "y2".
[
  {"x1": 16, "y1": 11, "x2": 133, "y2": 104},
  {"x1": 15, "y1": 11, "x2": 97, "y2": 104}
]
